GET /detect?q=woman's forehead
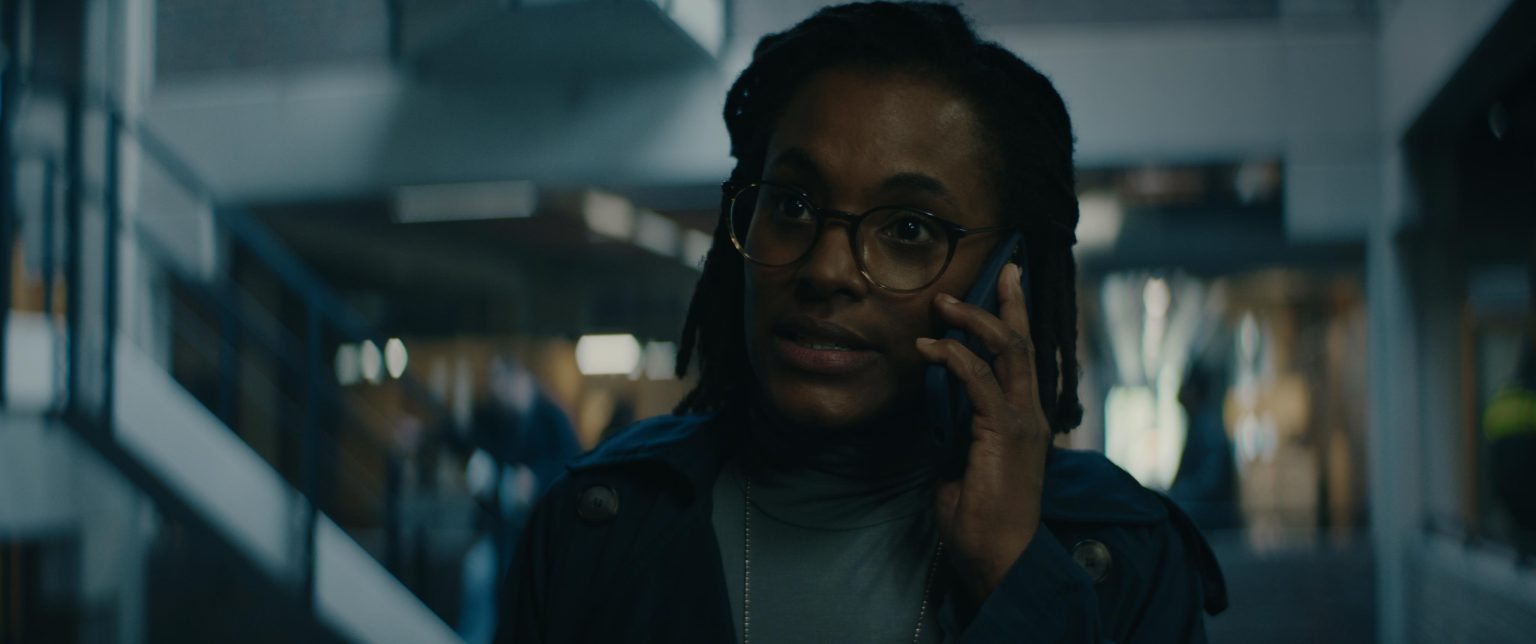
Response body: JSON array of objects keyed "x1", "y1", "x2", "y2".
[
  {"x1": 762, "y1": 67, "x2": 998, "y2": 220},
  {"x1": 770, "y1": 67, "x2": 981, "y2": 156}
]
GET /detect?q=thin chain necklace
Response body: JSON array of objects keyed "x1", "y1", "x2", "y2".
[{"x1": 741, "y1": 476, "x2": 944, "y2": 644}]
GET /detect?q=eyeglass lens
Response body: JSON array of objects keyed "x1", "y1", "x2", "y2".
[{"x1": 729, "y1": 184, "x2": 951, "y2": 290}]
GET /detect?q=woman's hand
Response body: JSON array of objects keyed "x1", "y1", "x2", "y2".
[{"x1": 915, "y1": 262, "x2": 1053, "y2": 603}]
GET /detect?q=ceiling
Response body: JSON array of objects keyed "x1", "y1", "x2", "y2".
[{"x1": 134, "y1": 0, "x2": 1380, "y2": 321}]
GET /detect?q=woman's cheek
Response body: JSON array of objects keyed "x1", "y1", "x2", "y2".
[{"x1": 885, "y1": 321, "x2": 930, "y2": 382}]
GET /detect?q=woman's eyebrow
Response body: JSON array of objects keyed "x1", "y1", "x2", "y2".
[
  {"x1": 766, "y1": 147, "x2": 823, "y2": 181},
  {"x1": 768, "y1": 151, "x2": 956, "y2": 205},
  {"x1": 880, "y1": 172, "x2": 955, "y2": 203}
]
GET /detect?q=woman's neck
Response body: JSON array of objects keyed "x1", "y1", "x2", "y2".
[
  {"x1": 740, "y1": 402, "x2": 935, "y2": 480},
  {"x1": 728, "y1": 402, "x2": 938, "y2": 530}
]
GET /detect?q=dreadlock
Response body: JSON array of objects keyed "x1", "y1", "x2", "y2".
[{"x1": 673, "y1": 1, "x2": 1084, "y2": 433}]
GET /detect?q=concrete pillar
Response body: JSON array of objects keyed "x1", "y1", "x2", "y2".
[{"x1": 1366, "y1": 153, "x2": 1421, "y2": 644}]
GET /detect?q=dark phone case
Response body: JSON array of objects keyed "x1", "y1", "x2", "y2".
[{"x1": 924, "y1": 231, "x2": 1028, "y2": 479}]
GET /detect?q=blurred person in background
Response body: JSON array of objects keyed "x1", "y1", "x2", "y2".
[
  {"x1": 498, "y1": 3, "x2": 1225, "y2": 641},
  {"x1": 459, "y1": 357, "x2": 579, "y2": 644},
  {"x1": 1169, "y1": 366, "x2": 1240, "y2": 532}
]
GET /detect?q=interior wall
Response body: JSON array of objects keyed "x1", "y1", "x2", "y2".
[{"x1": 1372, "y1": 1, "x2": 1528, "y2": 643}]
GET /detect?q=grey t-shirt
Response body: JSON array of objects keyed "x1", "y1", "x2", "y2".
[{"x1": 711, "y1": 451, "x2": 944, "y2": 643}]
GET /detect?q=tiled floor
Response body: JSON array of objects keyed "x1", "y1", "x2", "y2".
[{"x1": 1204, "y1": 532, "x2": 1376, "y2": 643}]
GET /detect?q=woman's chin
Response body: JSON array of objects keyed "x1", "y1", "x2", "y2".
[
  {"x1": 764, "y1": 381, "x2": 890, "y2": 432},
  {"x1": 758, "y1": 378, "x2": 909, "y2": 433}
]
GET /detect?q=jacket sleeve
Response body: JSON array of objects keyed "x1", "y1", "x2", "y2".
[{"x1": 949, "y1": 521, "x2": 1213, "y2": 644}]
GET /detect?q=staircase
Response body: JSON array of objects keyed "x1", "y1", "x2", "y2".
[{"x1": 2, "y1": 86, "x2": 490, "y2": 644}]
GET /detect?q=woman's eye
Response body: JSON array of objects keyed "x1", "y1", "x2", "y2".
[
  {"x1": 880, "y1": 216, "x2": 937, "y2": 244},
  {"x1": 777, "y1": 197, "x2": 812, "y2": 220}
]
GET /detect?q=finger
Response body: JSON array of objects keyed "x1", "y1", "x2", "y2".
[
  {"x1": 933, "y1": 289, "x2": 1037, "y2": 403},
  {"x1": 914, "y1": 336, "x2": 1010, "y2": 421},
  {"x1": 932, "y1": 293, "x2": 1016, "y2": 356},
  {"x1": 994, "y1": 263, "x2": 1040, "y2": 403},
  {"x1": 996, "y1": 263, "x2": 1033, "y2": 349}
]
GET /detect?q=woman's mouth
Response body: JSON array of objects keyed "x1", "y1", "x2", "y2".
[{"x1": 771, "y1": 320, "x2": 880, "y2": 375}]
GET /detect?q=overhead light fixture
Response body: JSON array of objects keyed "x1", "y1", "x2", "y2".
[
  {"x1": 634, "y1": 210, "x2": 680, "y2": 257},
  {"x1": 583, "y1": 191, "x2": 636, "y2": 240},
  {"x1": 575, "y1": 334, "x2": 642, "y2": 376},
  {"x1": 642, "y1": 341, "x2": 678, "y2": 380},
  {"x1": 334, "y1": 344, "x2": 361, "y2": 386},
  {"x1": 1121, "y1": 167, "x2": 1204, "y2": 205},
  {"x1": 395, "y1": 181, "x2": 537, "y2": 223},
  {"x1": 360, "y1": 340, "x2": 384, "y2": 384},
  {"x1": 1076, "y1": 191, "x2": 1123, "y2": 252},
  {"x1": 681, "y1": 229, "x2": 712, "y2": 270},
  {"x1": 384, "y1": 338, "x2": 409, "y2": 379}
]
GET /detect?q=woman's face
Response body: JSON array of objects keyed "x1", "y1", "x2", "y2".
[{"x1": 744, "y1": 66, "x2": 1005, "y2": 432}]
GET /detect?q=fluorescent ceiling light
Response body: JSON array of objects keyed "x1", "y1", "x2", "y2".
[
  {"x1": 642, "y1": 341, "x2": 677, "y2": 380},
  {"x1": 1076, "y1": 191, "x2": 1123, "y2": 252},
  {"x1": 334, "y1": 344, "x2": 361, "y2": 386},
  {"x1": 575, "y1": 334, "x2": 642, "y2": 376},
  {"x1": 634, "y1": 210, "x2": 680, "y2": 257},
  {"x1": 681, "y1": 228, "x2": 711, "y2": 270},
  {"x1": 395, "y1": 181, "x2": 537, "y2": 223},
  {"x1": 360, "y1": 340, "x2": 384, "y2": 384},
  {"x1": 384, "y1": 338, "x2": 409, "y2": 379},
  {"x1": 583, "y1": 191, "x2": 636, "y2": 240}
]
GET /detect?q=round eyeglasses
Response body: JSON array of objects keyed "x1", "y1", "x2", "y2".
[{"x1": 724, "y1": 181, "x2": 1014, "y2": 292}]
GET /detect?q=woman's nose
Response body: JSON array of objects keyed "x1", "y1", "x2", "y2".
[{"x1": 793, "y1": 221, "x2": 869, "y2": 301}]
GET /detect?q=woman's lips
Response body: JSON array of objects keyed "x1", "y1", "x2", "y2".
[{"x1": 772, "y1": 334, "x2": 880, "y2": 375}]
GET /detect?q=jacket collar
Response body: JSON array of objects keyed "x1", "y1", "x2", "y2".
[
  {"x1": 568, "y1": 413, "x2": 731, "y2": 497},
  {"x1": 569, "y1": 413, "x2": 1165, "y2": 525}
]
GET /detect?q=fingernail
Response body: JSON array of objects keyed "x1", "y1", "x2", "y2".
[
  {"x1": 916, "y1": 337, "x2": 936, "y2": 347},
  {"x1": 938, "y1": 293, "x2": 959, "y2": 305}
]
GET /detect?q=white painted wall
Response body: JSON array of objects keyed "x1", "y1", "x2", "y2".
[
  {"x1": 989, "y1": 23, "x2": 1290, "y2": 165},
  {"x1": 1369, "y1": 2, "x2": 1516, "y2": 643},
  {"x1": 1379, "y1": 0, "x2": 1517, "y2": 139},
  {"x1": 988, "y1": 22, "x2": 1379, "y2": 241}
]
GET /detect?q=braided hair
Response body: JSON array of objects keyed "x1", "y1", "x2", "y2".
[{"x1": 673, "y1": 1, "x2": 1085, "y2": 434}]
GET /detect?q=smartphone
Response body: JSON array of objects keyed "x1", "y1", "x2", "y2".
[{"x1": 925, "y1": 231, "x2": 1028, "y2": 478}]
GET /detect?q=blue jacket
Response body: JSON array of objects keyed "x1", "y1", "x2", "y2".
[{"x1": 496, "y1": 413, "x2": 1226, "y2": 642}]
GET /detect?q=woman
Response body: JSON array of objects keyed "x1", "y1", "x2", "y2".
[{"x1": 498, "y1": 3, "x2": 1225, "y2": 642}]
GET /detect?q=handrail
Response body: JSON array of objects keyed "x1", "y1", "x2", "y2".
[
  {"x1": 119, "y1": 109, "x2": 478, "y2": 460},
  {"x1": 116, "y1": 109, "x2": 483, "y2": 448},
  {"x1": 119, "y1": 111, "x2": 376, "y2": 344},
  {"x1": 116, "y1": 103, "x2": 495, "y2": 528},
  {"x1": 0, "y1": 14, "x2": 491, "y2": 639},
  {"x1": 176, "y1": 108, "x2": 498, "y2": 602},
  {"x1": 13, "y1": 90, "x2": 501, "y2": 629}
]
